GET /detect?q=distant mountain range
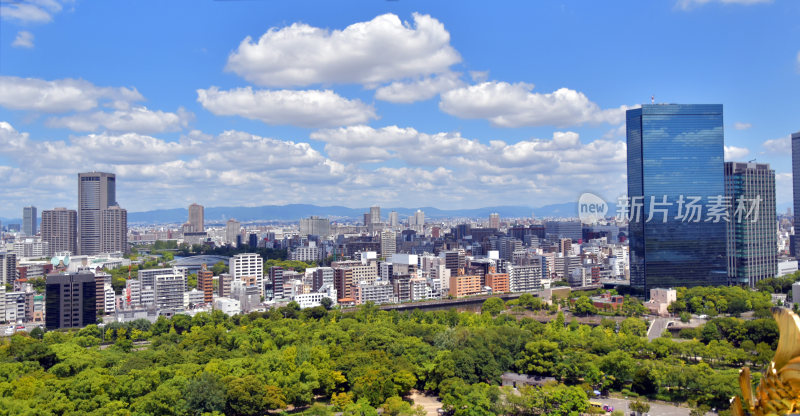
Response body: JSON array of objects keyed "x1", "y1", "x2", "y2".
[{"x1": 125, "y1": 202, "x2": 594, "y2": 225}]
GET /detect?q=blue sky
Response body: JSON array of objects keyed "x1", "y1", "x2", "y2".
[{"x1": 0, "y1": 0, "x2": 797, "y2": 218}]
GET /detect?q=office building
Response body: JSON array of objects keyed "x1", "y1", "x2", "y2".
[
  {"x1": 299, "y1": 216, "x2": 330, "y2": 238},
  {"x1": 23, "y1": 206, "x2": 37, "y2": 236},
  {"x1": 380, "y1": 230, "x2": 396, "y2": 257},
  {"x1": 78, "y1": 172, "x2": 116, "y2": 255},
  {"x1": 225, "y1": 219, "x2": 240, "y2": 246},
  {"x1": 41, "y1": 208, "x2": 77, "y2": 256},
  {"x1": 138, "y1": 267, "x2": 188, "y2": 290},
  {"x1": 725, "y1": 162, "x2": 777, "y2": 287},
  {"x1": 370, "y1": 206, "x2": 381, "y2": 224},
  {"x1": 389, "y1": 211, "x2": 399, "y2": 227},
  {"x1": 627, "y1": 104, "x2": 728, "y2": 296},
  {"x1": 45, "y1": 272, "x2": 96, "y2": 329},
  {"x1": 793, "y1": 131, "x2": 800, "y2": 258},
  {"x1": 544, "y1": 221, "x2": 582, "y2": 242},
  {"x1": 101, "y1": 204, "x2": 127, "y2": 253},
  {"x1": 268, "y1": 266, "x2": 284, "y2": 300},
  {"x1": 188, "y1": 203, "x2": 204, "y2": 232},
  {"x1": 230, "y1": 253, "x2": 263, "y2": 296}
]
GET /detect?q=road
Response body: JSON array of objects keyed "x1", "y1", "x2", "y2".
[
  {"x1": 647, "y1": 317, "x2": 674, "y2": 342},
  {"x1": 601, "y1": 397, "x2": 715, "y2": 416}
]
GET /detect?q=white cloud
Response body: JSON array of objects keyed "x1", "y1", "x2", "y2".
[
  {"x1": 439, "y1": 81, "x2": 629, "y2": 128},
  {"x1": 676, "y1": 0, "x2": 771, "y2": 10},
  {"x1": 197, "y1": 86, "x2": 376, "y2": 128},
  {"x1": 46, "y1": 107, "x2": 194, "y2": 134},
  {"x1": 0, "y1": 0, "x2": 64, "y2": 23},
  {"x1": 225, "y1": 13, "x2": 460, "y2": 87},
  {"x1": 733, "y1": 122, "x2": 752, "y2": 130},
  {"x1": 0, "y1": 121, "x2": 631, "y2": 216},
  {"x1": 0, "y1": 76, "x2": 142, "y2": 113},
  {"x1": 724, "y1": 145, "x2": 750, "y2": 160},
  {"x1": 762, "y1": 135, "x2": 790, "y2": 154},
  {"x1": 374, "y1": 72, "x2": 464, "y2": 103},
  {"x1": 12, "y1": 31, "x2": 34, "y2": 48}
]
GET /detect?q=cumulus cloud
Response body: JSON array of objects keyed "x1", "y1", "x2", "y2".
[
  {"x1": 762, "y1": 135, "x2": 790, "y2": 154},
  {"x1": 439, "y1": 81, "x2": 629, "y2": 128},
  {"x1": 733, "y1": 122, "x2": 752, "y2": 130},
  {"x1": 12, "y1": 31, "x2": 34, "y2": 48},
  {"x1": 197, "y1": 86, "x2": 376, "y2": 128},
  {"x1": 46, "y1": 107, "x2": 194, "y2": 134},
  {"x1": 225, "y1": 13, "x2": 460, "y2": 87},
  {"x1": 0, "y1": 0, "x2": 64, "y2": 23},
  {"x1": 0, "y1": 76, "x2": 142, "y2": 113},
  {"x1": 374, "y1": 71, "x2": 464, "y2": 103},
  {"x1": 0, "y1": 120, "x2": 631, "y2": 215},
  {"x1": 724, "y1": 145, "x2": 750, "y2": 160},
  {"x1": 676, "y1": 0, "x2": 771, "y2": 10}
]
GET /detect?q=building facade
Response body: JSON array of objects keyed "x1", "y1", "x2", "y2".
[
  {"x1": 188, "y1": 203, "x2": 204, "y2": 232},
  {"x1": 101, "y1": 204, "x2": 128, "y2": 253},
  {"x1": 78, "y1": 172, "x2": 116, "y2": 255},
  {"x1": 230, "y1": 253, "x2": 263, "y2": 296},
  {"x1": 626, "y1": 104, "x2": 728, "y2": 296},
  {"x1": 793, "y1": 131, "x2": 800, "y2": 258},
  {"x1": 299, "y1": 216, "x2": 330, "y2": 238},
  {"x1": 41, "y1": 208, "x2": 77, "y2": 256},
  {"x1": 725, "y1": 162, "x2": 777, "y2": 287},
  {"x1": 23, "y1": 206, "x2": 37, "y2": 236},
  {"x1": 45, "y1": 272, "x2": 96, "y2": 329}
]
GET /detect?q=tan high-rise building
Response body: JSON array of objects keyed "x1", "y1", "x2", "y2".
[
  {"x1": 489, "y1": 213, "x2": 500, "y2": 229},
  {"x1": 198, "y1": 264, "x2": 214, "y2": 304},
  {"x1": 380, "y1": 230, "x2": 396, "y2": 257},
  {"x1": 188, "y1": 203, "x2": 204, "y2": 232},
  {"x1": 41, "y1": 208, "x2": 77, "y2": 256},
  {"x1": 101, "y1": 205, "x2": 128, "y2": 253}
]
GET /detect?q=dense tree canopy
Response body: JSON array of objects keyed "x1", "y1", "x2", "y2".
[{"x1": 0, "y1": 294, "x2": 770, "y2": 415}]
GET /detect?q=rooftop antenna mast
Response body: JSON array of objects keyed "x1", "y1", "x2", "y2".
[{"x1": 651, "y1": 95, "x2": 655, "y2": 104}]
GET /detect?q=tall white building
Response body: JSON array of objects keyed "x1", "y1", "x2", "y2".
[
  {"x1": 388, "y1": 211, "x2": 399, "y2": 227},
  {"x1": 370, "y1": 206, "x2": 381, "y2": 224},
  {"x1": 290, "y1": 242, "x2": 324, "y2": 263},
  {"x1": 155, "y1": 274, "x2": 186, "y2": 312},
  {"x1": 230, "y1": 253, "x2": 264, "y2": 296}
]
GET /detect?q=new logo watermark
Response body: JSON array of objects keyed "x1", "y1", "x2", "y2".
[
  {"x1": 578, "y1": 193, "x2": 608, "y2": 225},
  {"x1": 577, "y1": 193, "x2": 762, "y2": 224}
]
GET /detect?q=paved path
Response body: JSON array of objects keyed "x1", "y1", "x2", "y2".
[
  {"x1": 602, "y1": 397, "x2": 716, "y2": 416},
  {"x1": 647, "y1": 317, "x2": 674, "y2": 341},
  {"x1": 409, "y1": 391, "x2": 441, "y2": 416}
]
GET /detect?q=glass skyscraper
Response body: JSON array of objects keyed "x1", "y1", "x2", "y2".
[
  {"x1": 724, "y1": 162, "x2": 776, "y2": 287},
  {"x1": 626, "y1": 104, "x2": 728, "y2": 296}
]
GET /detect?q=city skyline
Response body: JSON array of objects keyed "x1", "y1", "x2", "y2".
[{"x1": 0, "y1": 1, "x2": 798, "y2": 217}]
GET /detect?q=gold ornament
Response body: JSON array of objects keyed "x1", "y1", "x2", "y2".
[{"x1": 732, "y1": 307, "x2": 800, "y2": 415}]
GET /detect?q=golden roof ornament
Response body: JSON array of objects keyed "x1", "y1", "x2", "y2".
[{"x1": 732, "y1": 307, "x2": 800, "y2": 415}]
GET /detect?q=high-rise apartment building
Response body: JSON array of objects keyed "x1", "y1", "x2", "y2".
[
  {"x1": 0, "y1": 252, "x2": 16, "y2": 286},
  {"x1": 627, "y1": 104, "x2": 728, "y2": 296},
  {"x1": 380, "y1": 230, "x2": 396, "y2": 257},
  {"x1": 154, "y1": 274, "x2": 185, "y2": 312},
  {"x1": 41, "y1": 208, "x2": 77, "y2": 256},
  {"x1": 78, "y1": 172, "x2": 116, "y2": 255},
  {"x1": 23, "y1": 206, "x2": 37, "y2": 236},
  {"x1": 725, "y1": 162, "x2": 777, "y2": 287},
  {"x1": 197, "y1": 265, "x2": 214, "y2": 304},
  {"x1": 389, "y1": 211, "x2": 399, "y2": 228},
  {"x1": 188, "y1": 203, "x2": 204, "y2": 232},
  {"x1": 101, "y1": 204, "x2": 127, "y2": 253},
  {"x1": 226, "y1": 219, "x2": 241, "y2": 246},
  {"x1": 792, "y1": 132, "x2": 800, "y2": 258},
  {"x1": 230, "y1": 253, "x2": 263, "y2": 296},
  {"x1": 489, "y1": 213, "x2": 500, "y2": 229},
  {"x1": 299, "y1": 216, "x2": 330, "y2": 238},
  {"x1": 45, "y1": 272, "x2": 96, "y2": 329}
]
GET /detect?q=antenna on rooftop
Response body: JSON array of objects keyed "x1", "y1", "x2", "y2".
[{"x1": 651, "y1": 95, "x2": 655, "y2": 104}]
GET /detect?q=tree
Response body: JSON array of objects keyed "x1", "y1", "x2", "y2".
[
  {"x1": 185, "y1": 372, "x2": 226, "y2": 415},
  {"x1": 629, "y1": 400, "x2": 650, "y2": 415},
  {"x1": 211, "y1": 261, "x2": 228, "y2": 275},
  {"x1": 573, "y1": 295, "x2": 597, "y2": 316},
  {"x1": 320, "y1": 297, "x2": 334, "y2": 310},
  {"x1": 516, "y1": 340, "x2": 561, "y2": 376},
  {"x1": 481, "y1": 297, "x2": 505, "y2": 316},
  {"x1": 381, "y1": 396, "x2": 425, "y2": 416}
]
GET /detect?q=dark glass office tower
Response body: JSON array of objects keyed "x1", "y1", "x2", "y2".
[
  {"x1": 627, "y1": 104, "x2": 728, "y2": 297},
  {"x1": 45, "y1": 272, "x2": 96, "y2": 329}
]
